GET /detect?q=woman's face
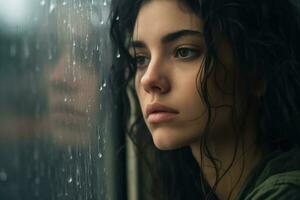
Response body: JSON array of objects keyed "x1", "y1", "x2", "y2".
[
  {"x1": 132, "y1": 0, "x2": 233, "y2": 150},
  {"x1": 132, "y1": 0, "x2": 205, "y2": 150},
  {"x1": 48, "y1": 48, "x2": 98, "y2": 146}
]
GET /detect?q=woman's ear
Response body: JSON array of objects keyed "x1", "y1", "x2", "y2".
[{"x1": 252, "y1": 79, "x2": 266, "y2": 97}]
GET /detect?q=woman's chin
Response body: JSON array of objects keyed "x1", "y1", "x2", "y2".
[{"x1": 151, "y1": 131, "x2": 187, "y2": 150}]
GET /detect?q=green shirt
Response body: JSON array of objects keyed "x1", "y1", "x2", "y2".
[{"x1": 236, "y1": 148, "x2": 300, "y2": 200}]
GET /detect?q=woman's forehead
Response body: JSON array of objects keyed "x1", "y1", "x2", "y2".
[{"x1": 132, "y1": 0, "x2": 203, "y2": 42}]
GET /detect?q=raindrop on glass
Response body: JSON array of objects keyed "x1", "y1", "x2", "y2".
[
  {"x1": 103, "y1": 0, "x2": 107, "y2": 6},
  {"x1": 98, "y1": 153, "x2": 103, "y2": 158},
  {"x1": 10, "y1": 44, "x2": 16, "y2": 56},
  {"x1": 35, "y1": 41, "x2": 40, "y2": 50},
  {"x1": 64, "y1": 97, "x2": 67, "y2": 102},
  {"x1": 116, "y1": 52, "x2": 120, "y2": 58},
  {"x1": 62, "y1": 1, "x2": 67, "y2": 6},
  {"x1": 33, "y1": 151, "x2": 39, "y2": 160},
  {"x1": 0, "y1": 171, "x2": 7, "y2": 181},
  {"x1": 48, "y1": 49, "x2": 53, "y2": 60},
  {"x1": 33, "y1": 16, "x2": 38, "y2": 22},
  {"x1": 35, "y1": 177, "x2": 40, "y2": 184},
  {"x1": 35, "y1": 65, "x2": 40, "y2": 72},
  {"x1": 24, "y1": 42, "x2": 30, "y2": 58},
  {"x1": 68, "y1": 177, "x2": 73, "y2": 183},
  {"x1": 49, "y1": 2, "x2": 56, "y2": 13},
  {"x1": 40, "y1": 0, "x2": 46, "y2": 6}
]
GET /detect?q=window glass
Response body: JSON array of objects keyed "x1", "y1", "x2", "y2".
[{"x1": 0, "y1": 0, "x2": 125, "y2": 200}]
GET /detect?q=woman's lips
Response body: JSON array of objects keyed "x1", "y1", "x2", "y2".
[{"x1": 146, "y1": 103, "x2": 179, "y2": 123}]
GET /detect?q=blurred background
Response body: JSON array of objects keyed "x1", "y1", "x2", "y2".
[{"x1": 0, "y1": 0, "x2": 126, "y2": 199}]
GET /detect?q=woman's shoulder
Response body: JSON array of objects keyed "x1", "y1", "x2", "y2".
[
  {"x1": 236, "y1": 147, "x2": 300, "y2": 200},
  {"x1": 243, "y1": 170, "x2": 300, "y2": 200}
]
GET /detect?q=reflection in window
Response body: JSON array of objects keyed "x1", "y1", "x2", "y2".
[{"x1": 0, "y1": 0, "x2": 125, "y2": 200}]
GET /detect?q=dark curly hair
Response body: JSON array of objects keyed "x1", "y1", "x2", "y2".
[{"x1": 110, "y1": 0, "x2": 300, "y2": 199}]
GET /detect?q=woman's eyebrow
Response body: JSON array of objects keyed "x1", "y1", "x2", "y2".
[
  {"x1": 129, "y1": 29, "x2": 203, "y2": 49},
  {"x1": 129, "y1": 40, "x2": 146, "y2": 49},
  {"x1": 161, "y1": 29, "x2": 203, "y2": 43}
]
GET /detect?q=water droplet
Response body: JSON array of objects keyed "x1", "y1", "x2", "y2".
[
  {"x1": 64, "y1": 97, "x2": 67, "y2": 102},
  {"x1": 73, "y1": 77, "x2": 76, "y2": 82},
  {"x1": 73, "y1": 60, "x2": 76, "y2": 65},
  {"x1": 48, "y1": 49, "x2": 53, "y2": 60},
  {"x1": 35, "y1": 42, "x2": 40, "y2": 50},
  {"x1": 49, "y1": 3, "x2": 56, "y2": 13},
  {"x1": 35, "y1": 65, "x2": 40, "y2": 72},
  {"x1": 116, "y1": 16, "x2": 120, "y2": 21},
  {"x1": 68, "y1": 177, "x2": 73, "y2": 183},
  {"x1": 33, "y1": 16, "x2": 38, "y2": 22},
  {"x1": 34, "y1": 190, "x2": 39, "y2": 197},
  {"x1": 98, "y1": 153, "x2": 103, "y2": 158},
  {"x1": 103, "y1": 82, "x2": 107, "y2": 87},
  {"x1": 10, "y1": 44, "x2": 16, "y2": 56},
  {"x1": 40, "y1": 0, "x2": 46, "y2": 6},
  {"x1": 62, "y1": 1, "x2": 67, "y2": 6},
  {"x1": 35, "y1": 177, "x2": 40, "y2": 184},
  {"x1": 99, "y1": 86, "x2": 103, "y2": 91},
  {"x1": 33, "y1": 151, "x2": 39, "y2": 160},
  {"x1": 24, "y1": 42, "x2": 30, "y2": 58},
  {"x1": 0, "y1": 171, "x2": 7, "y2": 181},
  {"x1": 103, "y1": 0, "x2": 107, "y2": 6},
  {"x1": 100, "y1": 20, "x2": 104, "y2": 25},
  {"x1": 116, "y1": 53, "x2": 120, "y2": 58},
  {"x1": 73, "y1": 41, "x2": 76, "y2": 47}
]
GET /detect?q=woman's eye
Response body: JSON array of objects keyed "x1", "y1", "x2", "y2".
[
  {"x1": 134, "y1": 55, "x2": 150, "y2": 68},
  {"x1": 175, "y1": 47, "x2": 200, "y2": 59}
]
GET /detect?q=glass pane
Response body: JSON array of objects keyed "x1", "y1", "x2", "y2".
[{"x1": 0, "y1": 0, "x2": 125, "y2": 200}]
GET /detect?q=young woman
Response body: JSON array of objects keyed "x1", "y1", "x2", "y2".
[{"x1": 110, "y1": 0, "x2": 300, "y2": 199}]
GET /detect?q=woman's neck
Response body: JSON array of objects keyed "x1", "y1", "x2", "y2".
[{"x1": 190, "y1": 127, "x2": 268, "y2": 200}]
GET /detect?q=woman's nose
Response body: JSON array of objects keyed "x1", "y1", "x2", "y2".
[
  {"x1": 140, "y1": 58, "x2": 171, "y2": 94},
  {"x1": 49, "y1": 53, "x2": 77, "y2": 93}
]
